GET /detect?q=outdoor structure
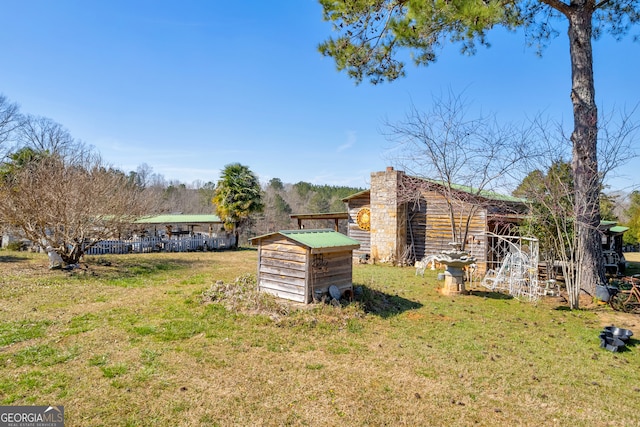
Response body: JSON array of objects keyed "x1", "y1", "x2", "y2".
[
  {"x1": 342, "y1": 167, "x2": 527, "y2": 274},
  {"x1": 433, "y1": 242, "x2": 477, "y2": 296},
  {"x1": 290, "y1": 212, "x2": 349, "y2": 232},
  {"x1": 539, "y1": 220, "x2": 631, "y2": 281},
  {"x1": 85, "y1": 214, "x2": 234, "y2": 255},
  {"x1": 249, "y1": 229, "x2": 360, "y2": 303},
  {"x1": 482, "y1": 233, "x2": 541, "y2": 301},
  {"x1": 2, "y1": 214, "x2": 234, "y2": 254},
  {"x1": 1, "y1": 230, "x2": 24, "y2": 249},
  {"x1": 341, "y1": 190, "x2": 371, "y2": 261},
  {"x1": 134, "y1": 214, "x2": 225, "y2": 238},
  {"x1": 600, "y1": 220, "x2": 630, "y2": 275}
]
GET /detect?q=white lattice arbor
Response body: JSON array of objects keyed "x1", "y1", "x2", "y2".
[{"x1": 482, "y1": 233, "x2": 540, "y2": 301}]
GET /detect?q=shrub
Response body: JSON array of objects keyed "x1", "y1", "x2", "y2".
[{"x1": 6, "y1": 241, "x2": 27, "y2": 251}]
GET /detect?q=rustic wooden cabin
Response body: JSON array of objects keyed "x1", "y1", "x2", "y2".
[
  {"x1": 249, "y1": 229, "x2": 361, "y2": 303},
  {"x1": 342, "y1": 167, "x2": 527, "y2": 274},
  {"x1": 341, "y1": 190, "x2": 371, "y2": 261}
]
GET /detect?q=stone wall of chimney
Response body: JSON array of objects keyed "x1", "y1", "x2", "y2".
[{"x1": 370, "y1": 167, "x2": 406, "y2": 264}]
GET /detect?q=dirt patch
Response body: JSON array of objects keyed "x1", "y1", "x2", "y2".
[
  {"x1": 536, "y1": 289, "x2": 638, "y2": 330},
  {"x1": 595, "y1": 310, "x2": 639, "y2": 329},
  {"x1": 406, "y1": 312, "x2": 424, "y2": 320}
]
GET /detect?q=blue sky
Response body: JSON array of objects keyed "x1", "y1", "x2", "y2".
[{"x1": 1, "y1": 1, "x2": 638, "y2": 191}]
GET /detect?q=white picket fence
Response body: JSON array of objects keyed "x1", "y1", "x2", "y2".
[{"x1": 84, "y1": 235, "x2": 235, "y2": 255}]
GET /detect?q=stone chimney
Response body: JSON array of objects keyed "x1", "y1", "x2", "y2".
[{"x1": 370, "y1": 167, "x2": 406, "y2": 264}]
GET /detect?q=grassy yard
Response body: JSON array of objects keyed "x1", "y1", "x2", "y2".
[{"x1": 1, "y1": 249, "x2": 639, "y2": 426}]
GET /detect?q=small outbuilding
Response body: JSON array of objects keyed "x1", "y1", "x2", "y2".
[{"x1": 249, "y1": 229, "x2": 361, "y2": 303}]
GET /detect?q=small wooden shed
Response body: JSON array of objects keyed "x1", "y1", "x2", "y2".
[{"x1": 249, "y1": 229, "x2": 361, "y2": 303}]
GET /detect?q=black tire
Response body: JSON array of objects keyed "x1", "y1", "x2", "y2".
[{"x1": 609, "y1": 292, "x2": 630, "y2": 312}]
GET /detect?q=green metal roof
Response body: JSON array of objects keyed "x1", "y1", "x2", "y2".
[
  {"x1": 419, "y1": 178, "x2": 526, "y2": 203},
  {"x1": 250, "y1": 229, "x2": 360, "y2": 250},
  {"x1": 609, "y1": 226, "x2": 629, "y2": 234},
  {"x1": 342, "y1": 179, "x2": 525, "y2": 204},
  {"x1": 341, "y1": 189, "x2": 370, "y2": 202},
  {"x1": 600, "y1": 220, "x2": 617, "y2": 227},
  {"x1": 599, "y1": 221, "x2": 629, "y2": 234},
  {"x1": 135, "y1": 214, "x2": 222, "y2": 224}
]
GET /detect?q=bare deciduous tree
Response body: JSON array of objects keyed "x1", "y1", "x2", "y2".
[
  {"x1": 597, "y1": 106, "x2": 640, "y2": 185},
  {"x1": 17, "y1": 115, "x2": 89, "y2": 163},
  {"x1": 517, "y1": 109, "x2": 638, "y2": 308},
  {"x1": 385, "y1": 91, "x2": 534, "y2": 251},
  {"x1": 516, "y1": 161, "x2": 578, "y2": 306},
  {"x1": 0, "y1": 150, "x2": 151, "y2": 264},
  {"x1": 0, "y1": 95, "x2": 21, "y2": 158}
]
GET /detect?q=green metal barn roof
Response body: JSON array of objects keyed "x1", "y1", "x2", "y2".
[
  {"x1": 340, "y1": 179, "x2": 525, "y2": 204},
  {"x1": 250, "y1": 229, "x2": 360, "y2": 251},
  {"x1": 609, "y1": 226, "x2": 629, "y2": 234},
  {"x1": 135, "y1": 214, "x2": 222, "y2": 224}
]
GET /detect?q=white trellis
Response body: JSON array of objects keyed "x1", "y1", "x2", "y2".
[{"x1": 481, "y1": 233, "x2": 540, "y2": 301}]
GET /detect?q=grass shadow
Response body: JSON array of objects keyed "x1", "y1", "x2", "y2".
[
  {"x1": 623, "y1": 259, "x2": 640, "y2": 276},
  {"x1": 623, "y1": 337, "x2": 639, "y2": 349},
  {"x1": 352, "y1": 284, "x2": 423, "y2": 318},
  {"x1": 81, "y1": 256, "x2": 194, "y2": 284},
  {"x1": 234, "y1": 246, "x2": 258, "y2": 252},
  {"x1": 0, "y1": 254, "x2": 30, "y2": 263},
  {"x1": 467, "y1": 289, "x2": 514, "y2": 300}
]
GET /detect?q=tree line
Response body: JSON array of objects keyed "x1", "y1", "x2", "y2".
[{"x1": 0, "y1": 94, "x2": 362, "y2": 262}]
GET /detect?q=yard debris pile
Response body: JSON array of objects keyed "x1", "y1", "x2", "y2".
[
  {"x1": 201, "y1": 274, "x2": 367, "y2": 327},
  {"x1": 202, "y1": 273, "x2": 290, "y2": 318}
]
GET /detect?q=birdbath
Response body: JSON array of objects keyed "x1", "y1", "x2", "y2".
[{"x1": 434, "y1": 242, "x2": 476, "y2": 295}]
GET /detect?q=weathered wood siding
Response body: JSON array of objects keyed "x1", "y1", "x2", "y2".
[
  {"x1": 406, "y1": 198, "x2": 427, "y2": 262},
  {"x1": 346, "y1": 194, "x2": 370, "y2": 259},
  {"x1": 256, "y1": 236, "x2": 354, "y2": 303},
  {"x1": 309, "y1": 251, "x2": 354, "y2": 300},
  {"x1": 420, "y1": 190, "x2": 489, "y2": 273},
  {"x1": 347, "y1": 188, "x2": 489, "y2": 270},
  {"x1": 257, "y1": 236, "x2": 308, "y2": 303}
]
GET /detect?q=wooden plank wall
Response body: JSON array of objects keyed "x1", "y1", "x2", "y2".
[
  {"x1": 406, "y1": 198, "x2": 427, "y2": 262},
  {"x1": 346, "y1": 195, "x2": 371, "y2": 258},
  {"x1": 257, "y1": 237, "x2": 308, "y2": 303},
  {"x1": 309, "y1": 251, "x2": 353, "y2": 299},
  {"x1": 420, "y1": 190, "x2": 488, "y2": 271}
]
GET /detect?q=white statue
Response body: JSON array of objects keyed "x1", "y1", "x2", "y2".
[{"x1": 46, "y1": 246, "x2": 63, "y2": 269}]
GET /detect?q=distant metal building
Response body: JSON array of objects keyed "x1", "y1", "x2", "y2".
[{"x1": 134, "y1": 214, "x2": 224, "y2": 238}]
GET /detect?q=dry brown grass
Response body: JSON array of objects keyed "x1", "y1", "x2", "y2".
[{"x1": 1, "y1": 249, "x2": 639, "y2": 426}]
